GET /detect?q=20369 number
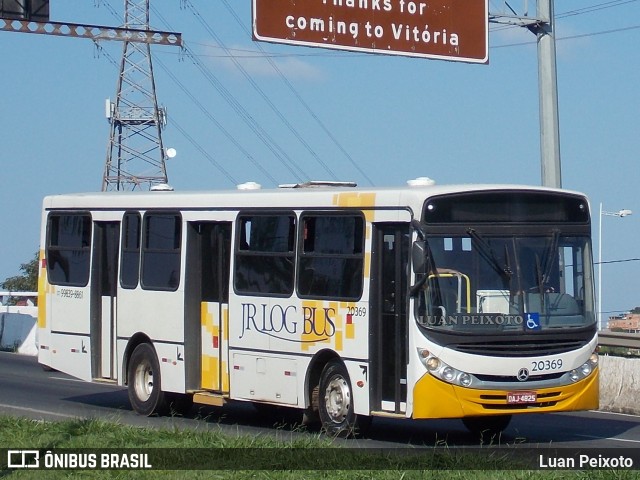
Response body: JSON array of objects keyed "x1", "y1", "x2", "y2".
[
  {"x1": 531, "y1": 358, "x2": 563, "y2": 372},
  {"x1": 347, "y1": 306, "x2": 366, "y2": 317}
]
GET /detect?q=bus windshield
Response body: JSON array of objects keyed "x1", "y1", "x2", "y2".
[{"x1": 414, "y1": 232, "x2": 596, "y2": 333}]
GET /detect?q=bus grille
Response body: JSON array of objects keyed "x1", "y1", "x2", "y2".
[
  {"x1": 474, "y1": 372, "x2": 564, "y2": 383},
  {"x1": 450, "y1": 339, "x2": 586, "y2": 357}
]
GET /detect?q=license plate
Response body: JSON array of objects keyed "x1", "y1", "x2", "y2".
[{"x1": 507, "y1": 391, "x2": 537, "y2": 404}]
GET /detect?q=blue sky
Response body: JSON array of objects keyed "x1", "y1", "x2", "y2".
[{"x1": 1, "y1": 1, "x2": 638, "y2": 318}]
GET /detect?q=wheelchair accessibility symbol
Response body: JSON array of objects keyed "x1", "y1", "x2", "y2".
[{"x1": 525, "y1": 313, "x2": 541, "y2": 331}]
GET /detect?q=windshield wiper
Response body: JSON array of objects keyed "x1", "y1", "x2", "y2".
[
  {"x1": 531, "y1": 229, "x2": 560, "y2": 295},
  {"x1": 466, "y1": 228, "x2": 512, "y2": 282},
  {"x1": 541, "y1": 229, "x2": 560, "y2": 286}
]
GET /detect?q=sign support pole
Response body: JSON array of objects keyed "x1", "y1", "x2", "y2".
[{"x1": 537, "y1": 0, "x2": 562, "y2": 188}]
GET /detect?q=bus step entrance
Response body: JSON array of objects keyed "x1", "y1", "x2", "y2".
[{"x1": 192, "y1": 391, "x2": 228, "y2": 407}]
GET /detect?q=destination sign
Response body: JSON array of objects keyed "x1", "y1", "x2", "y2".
[{"x1": 253, "y1": 0, "x2": 489, "y2": 64}]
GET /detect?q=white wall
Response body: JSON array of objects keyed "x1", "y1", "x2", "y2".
[{"x1": 0, "y1": 292, "x2": 38, "y2": 355}]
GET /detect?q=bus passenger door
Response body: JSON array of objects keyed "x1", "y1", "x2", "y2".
[
  {"x1": 90, "y1": 221, "x2": 120, "y2": 380},
  {"x1": 185, "y1": 222, "x2": 232, "y2": 394},
  {"x1": 370, "y1": 224, "x2": 409, "y2": 414}
]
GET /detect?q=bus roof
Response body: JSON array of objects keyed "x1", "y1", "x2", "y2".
[{"x1": 42, "y1": 183, "x2": 588, "y2": 211}]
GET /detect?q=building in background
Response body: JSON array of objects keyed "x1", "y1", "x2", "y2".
[{"x1": 608, "y1": 312, "x2": 640, "y2": 333}]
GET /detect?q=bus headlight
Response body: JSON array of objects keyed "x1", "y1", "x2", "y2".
[
  {"x1": 569, "y1": 351, "x2": 598, "y2": 383},
  {"x1": 426, "y1": 357, "x2": 440, "y2": 371},
  {"x1": 459, "y1": 372, "x2": 472, "y2": 387},
  {"x1": 417, "y1": 348, "x2": 474, "y2": 387},
  {"x1": 442, "y1": 367, "x2": 455, "y2": 382}
]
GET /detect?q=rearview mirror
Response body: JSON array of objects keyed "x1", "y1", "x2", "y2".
[{"x1": 412, "y1": 241, "x2": 427, "y2": 274}]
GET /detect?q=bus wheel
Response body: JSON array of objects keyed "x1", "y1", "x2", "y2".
[
  {"x1": 128, "y1": 343, "x2": 167, "y2": 416},
  {"x1": 319, "y1": 361, "x2": 357, "y2": 437},
  {"x1": 462, "y1": 415, "x2": 512, "y2": 438}
]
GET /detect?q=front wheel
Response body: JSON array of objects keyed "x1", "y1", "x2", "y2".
[
  {"x1": 128, "y1": 343, "x2": 168, "y2": 416},
  {"x1": 318, "y1": 360, "x2": 362, "y2": 438}
]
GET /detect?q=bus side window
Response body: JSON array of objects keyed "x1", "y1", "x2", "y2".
[
  {"x1": 234, "y1": 213, "x2": 296, "y2": 296},
  {"x1": 120, "y1": 212, "x2": 141, "y2": 289},
  {"x1": 297, "y1": 214, "x2": 364, "y2": 300},
  {"x1": 140, "y1": 212, "x2": 182, "y2": 291},
  {"x1": 46, "y1": 213, "x2": 92, "y2": 287}
]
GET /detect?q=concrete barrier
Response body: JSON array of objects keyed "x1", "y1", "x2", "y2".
[
  {"x1": 0, "y1": 292, "x2": 38, "y2": 356},
  {"x1": 598, "y1": 355, "x2": 640, "y2": 415},
  {"x1": 0, "y1": 308, "x2": 38, "y2": 355}
]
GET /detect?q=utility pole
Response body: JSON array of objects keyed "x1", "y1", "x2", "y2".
[
  {"x1": 490, "y1": 0, "x2": 562, "y2": 188},
  {"x1": 535, "y1": 0, "x2": 561, "y2": 188},
  {"x1": 103, "y1": 0, "x2": 172, "y2": 191}
]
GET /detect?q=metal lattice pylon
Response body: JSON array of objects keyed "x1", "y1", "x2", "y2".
[{"x1": 103, "y1": 0, "x2": 168, "y2": 191}]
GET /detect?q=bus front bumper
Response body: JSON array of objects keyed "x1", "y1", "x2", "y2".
[{"x1": 412, "y1": 367, "x2": 599, "y2": 419}]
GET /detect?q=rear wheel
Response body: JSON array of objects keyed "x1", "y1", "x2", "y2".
[{"x1": 128, "y1": 343, "x2": 168, "y2": 416}]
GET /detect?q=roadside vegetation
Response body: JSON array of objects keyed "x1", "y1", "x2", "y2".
[
  {"x1": 0, "y1": 253, "x2": 38, "y2": 292},
  {"x1": 1, "y1": 415, "x2": 637, "y2": 479}
]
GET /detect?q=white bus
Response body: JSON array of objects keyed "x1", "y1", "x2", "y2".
[{"x1": 37, "y1": 180, "x2": 599, "y2": 436}]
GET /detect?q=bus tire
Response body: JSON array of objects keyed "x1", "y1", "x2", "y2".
[
  {"x1": 318, "y1": 360, "x2": 358, "y2": 438},
  {"x1": 128, "y1": 343, "x2": 168, "y2": 416},
  {"x1": 462, "y1": 414, "x2": 512, "y2": 437}
]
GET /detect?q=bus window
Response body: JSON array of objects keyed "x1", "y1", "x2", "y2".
[
  {"x1": 120, "y1": 211, "x2": 141, "y2": 289},
  {"x1": 141, "y1": 212, "x2": 182, "y2": 291},
  {"x1": 46, "y1": 213, "x2": 92, "y2": 287},
  {"x1": 298, "y1": 214, "x2": 364, "y2": 300},
  {"x1": 234, "y1": 213, "x2": 295, "y2": 296}
]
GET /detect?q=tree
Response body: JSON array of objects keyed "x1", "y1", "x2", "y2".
[
  {"x1": 1, "y1": 252, "x2": 39, "y2": 293},
  {"x1": 631, "y1": 307, "x2": 640, "y2": 315}
]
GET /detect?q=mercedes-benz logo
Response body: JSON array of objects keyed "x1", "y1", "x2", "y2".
[{"x1": 517, "y1": 368, "x2": 529, "y2": 382}]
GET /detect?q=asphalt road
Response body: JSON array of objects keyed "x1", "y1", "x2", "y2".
[{"x1": 2, "y1": 351, "x2": 640, "y2": 450}]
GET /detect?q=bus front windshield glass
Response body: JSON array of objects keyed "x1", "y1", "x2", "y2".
[{"x1": 414, "y1": 233, "x2": 596, "y2": 332}]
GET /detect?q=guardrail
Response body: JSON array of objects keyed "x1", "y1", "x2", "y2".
[
  {"x1": 0, "y1": 291, "x2": 37, "y2": 306},
  {"x1": 598, "y1": 331, "x2": 640, "y2": 349}
]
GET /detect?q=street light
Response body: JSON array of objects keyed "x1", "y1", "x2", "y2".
[{"x1": 598, "y1": 203, "x2": 633, "y2": 330}]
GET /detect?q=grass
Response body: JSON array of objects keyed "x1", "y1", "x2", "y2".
[{"x1": 0, "y1": 415, "x2": 638, "y2": 479}]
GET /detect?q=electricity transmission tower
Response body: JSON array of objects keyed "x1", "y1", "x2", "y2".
[
  {"x1": 0, "y1": 1, "x2": 181, "y2": 191},
  {"x1": 103, "y1": 0, "x2": 172, "y2": 191}
]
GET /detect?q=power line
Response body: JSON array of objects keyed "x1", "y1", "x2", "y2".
[
  {"x1": 557, "y1": 0, "x2": 640, "y2": 19},
  {"x1": 166, "y1": 42, "x2": 352, "y2": 58},
  {"x1": 181, "y1": 44, "x2": 307, "y2": 184},
  {"x1": 150, "y1": 5, "x2": 309, "y2": 184},
  {"x1": 492, "y1": 23, "x2": 640, "y2": 48},
  {"x1": 220, "y1": 0, "x2": 375, "y2": 186},
  {"x1": 171, "y1": 120, "x2": 239, "y2": 185},
  {"x1": 595, "y1": 258, "x2": 640, "y2": 265},
  {"x1": 183, "y1": 0, "x2": 338, "y2": 182},
  {"x1": 490, "y1": 0, "x2": 640, "y2": 34}
]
